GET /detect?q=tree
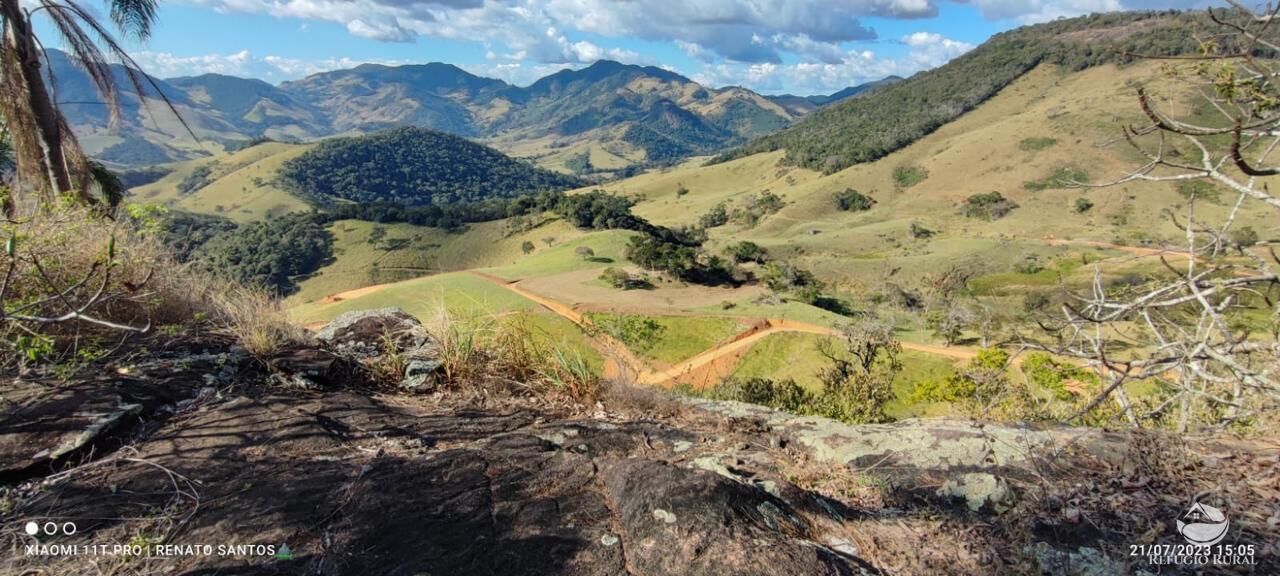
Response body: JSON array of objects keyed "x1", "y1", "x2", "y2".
[
  {"x1": 574, "y1": 246, "x2": 595, "y2": 261},
  {"x1": 833, "y1": 188, "x2": 876, "y2": 211},
  {"x1": 1034, "y1": 5, "x2": 1280, "y2": 431},
  {"x1": 0, "y1": 0, "x2": 185, "y2": 205},
  {"x1": 521, "y1": 240, "x2": 535, "y2": 255},
  {"x1": 813, "y1": 319, "x2": 902, "y2": 424}
]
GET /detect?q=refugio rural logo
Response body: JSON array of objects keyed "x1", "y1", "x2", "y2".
[{"x1": 1130, "y1": 502, "x2": 1255, "y2": 567}]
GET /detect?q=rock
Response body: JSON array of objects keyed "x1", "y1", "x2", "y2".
[
  {"x1": 598, "y1": 459, "x2": 879, "y2": 575},
  {"x1": 936, "y1": 472, "x2": 1011, "y2": 512},
  {"x1": 314, "y1": 307, "x2": 434, "y2": 357},
  {"x1": 400, "y1": 359, "x2": 443, "y2": 391}
]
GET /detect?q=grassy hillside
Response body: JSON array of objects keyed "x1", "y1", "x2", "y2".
[
  {"x1": 713, "y1": 11, "x2": 1220, "y2": 174},
  {"x1": 597, "y1": 62, "x2": 1278, "y2": 292},
  {"x1": 130, "y1": 142, "x2": 313, "y2": 222}
]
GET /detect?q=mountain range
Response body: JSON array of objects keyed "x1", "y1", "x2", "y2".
[{"x1": 51, "y1": 52, "x2": 893, "y2": 168}]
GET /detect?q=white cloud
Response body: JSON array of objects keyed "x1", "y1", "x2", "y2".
[
  {"x1": 692, "y1": 31, "x2": 973, "y2": 94},
  {"x1": 131, "y1": 50, "x2": 409, "y2": 80}
]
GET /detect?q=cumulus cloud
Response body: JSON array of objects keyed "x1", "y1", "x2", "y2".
[
  {"x1": 692, "y1": 31, "x2": 973, "y2": 94},
  {"x1": 131, "y1": 50, "x2": 409, "y2": 80}
]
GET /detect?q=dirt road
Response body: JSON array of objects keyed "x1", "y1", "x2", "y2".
[{"x1": 306, "y1": 270, "x2": 987, "y2": 388}]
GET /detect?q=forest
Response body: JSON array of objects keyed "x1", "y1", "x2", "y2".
[{"x1": 278, "y1": 127, "x2": 583, "y2": 205}]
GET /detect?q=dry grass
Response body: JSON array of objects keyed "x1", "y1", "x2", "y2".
[
  {"x1": 0, "y1": 202, "x2": 309, "y2": 367},
  {"x1": 421, "y1": 306, "x2": 601, "y2": 402},
  {"x1": 210, "y1": 285, "x2": 309, "y2": 357}
]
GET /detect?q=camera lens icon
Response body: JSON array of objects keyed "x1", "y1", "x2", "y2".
[{"x1": 24, "y1": 522, "x2": 38, "y2": 536}]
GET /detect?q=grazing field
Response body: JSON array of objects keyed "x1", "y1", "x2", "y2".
[
  {"x1": 585, "y1": 312, "x2": 749, "y2": 366},
  {"x1": 131, "y1": 142, "x2": 313, "y2": 222}
]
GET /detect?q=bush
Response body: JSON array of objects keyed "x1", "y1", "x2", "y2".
[
  {"x1": 909, "y1": 222, "x2": 935, "y2": 239},
  {"x1": 599, "y1": 267, "x2": 651, "y2": 290},
  {"x1": 913, "y1": 348, "x2": 1009, "y2": 404},
  {"x1": 1023, "y1": 352, "x2": 1096, "y2": 400},
  {"x1": 1230, "y1": 226, "x2": 1259, "y2": 252},
  {"x1": 893, "y1": 165, "x2": 928, "y2": 189},
  {"x1": 726, "y1": 241, "x2": 768, "y2": 264},
  {"x1": 0, "y1": 203, "x2": 303, "y2": 372},
  {"x1": 1074, "y1": 197, "x2": 1094, "y2": 213},
  {"x1": 960, "y1": 191, "x2": 1019, "y2": 220},
  {"x1": 587, "y1": 313, "x2": 664, "y2": 353},
  {"x1": 833, "y1": 188, "x2": 876, "y2": 211},
  {"x1": 1018, "y1": 137, "x2": 1057, "y2": 151},
  {"x1": 699, "y1": 203, "x2": 729, "y2": 228},
  {"x1": 1024, "y1": 165, "x2": 1089, "y2": 191},
  {"x1": 1175, "y1": 180, "x2": 1222, "y2": 204}
]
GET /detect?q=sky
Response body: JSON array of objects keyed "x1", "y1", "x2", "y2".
[{"x1": 68, "y1": 0, "x2": 1213, "y2": 95}]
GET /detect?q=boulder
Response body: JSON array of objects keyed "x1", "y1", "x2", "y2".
[{"x1": 315, "y1": 307, "x2": 435, "y2": 358}]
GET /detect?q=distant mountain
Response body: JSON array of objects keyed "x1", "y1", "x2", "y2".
[
  {"x1": 278, "y1": 127, "x2": 583, "y2": 206},
  {"x1": 765, "y1": 76, "x2": 903, "y2": 116},
  {"x1": 165, "y1": 74, "x2": 327, "y2": 139},
  {"x1": 47, "y1": 52, "x2": 808, "y2": 168},
  {"x1": 279, "y1": 63, "x2": 510, "y2": 136},
  {"x1": 716, "y1": 10, "x2": 1220, "y2": 174}
]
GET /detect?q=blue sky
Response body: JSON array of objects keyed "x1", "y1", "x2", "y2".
[{"x1": 74, "y1": 0, "x2": 1208, "y2": 95}]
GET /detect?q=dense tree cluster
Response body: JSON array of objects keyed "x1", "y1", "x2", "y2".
[
  {"x1": 711, "y1": 11, "x2": 1226, "y2": 174},
  {"x1": 279, "y1": 127, "x2": 582, "y2": 206},
  {"x1": 190, "y1": 214, "x2": 333, "y2": 294}
]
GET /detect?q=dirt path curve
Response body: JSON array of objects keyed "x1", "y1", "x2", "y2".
[
  {"x1": 467, "y1": 272, "x2": 657, "y2": 383},
  {"x1": 309, "y1": 270, "x2": 991, "y2": 388},
  {"x1": 465, "y1": 272, "x2": 985, "y2": 387}
]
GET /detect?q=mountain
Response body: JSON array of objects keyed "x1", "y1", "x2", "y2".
[
  {"x1": 765, "y1": 76, "x2": 903, "y2": 115},
  {"x1": 715, "y1": 10, "x2": 1220, "y2": 174},
  {"x1": 165, "y1": 74, "x2": 327, "y2": 139},
  {"x1": 47, "y1": 52, "x2": 808, "y2": 169},
  {"x1": 277, "y1": 127, "x2": 582, "y2": 206},
  {"x1": 279, "y1": 63, "x2": 510, "y2": 136}
]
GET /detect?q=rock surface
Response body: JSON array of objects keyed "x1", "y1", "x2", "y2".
[{"x1": 3, "y1": 339, "x2": 1275, "y2": 575}]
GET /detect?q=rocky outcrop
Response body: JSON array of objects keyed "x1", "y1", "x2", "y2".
[
  {"x1": 314, "y1": 307, "x2": 443, "y2": 390},
  {"x1": 2, "y1": 331, "x2": 1274, "y2": 575}
]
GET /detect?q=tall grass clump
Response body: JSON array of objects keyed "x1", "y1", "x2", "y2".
[{"x1": 422, "y1": 306, "x2": 600, "y2": 402}]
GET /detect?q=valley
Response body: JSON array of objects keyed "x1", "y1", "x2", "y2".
[
  {"x1": 141, "y1": 45, "x2": 1276, "y2": 422},
  {"x1": 6, "y1": 5, "x2": 1280, "y2": 575}
]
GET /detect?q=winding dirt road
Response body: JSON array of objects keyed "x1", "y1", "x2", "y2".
[
  {"x1": 463, "y1": 272, "x2": 981, "y2": 388},
  {"x1": 307, "y1": 270, "x2": 987, "y2": 388}
]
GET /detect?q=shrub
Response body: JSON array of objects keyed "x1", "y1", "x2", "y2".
[
  {"x1": 1074, "y1": 197, "x2": 1094, "y2": 213},
  {"x1": 521, "y1": 240, "x2": 535, "y2": 255},
  {"x1": 587, "y1": 313, "x2": 664, "y2": 353},
  {"x1": 726, "y1": 241, "x2": 768, "y2": 264},
  {"x1": 1018, "y1": 137, "x2": 1057, "y2": 151},
  {"x1": 960, "y1": 191, "x2": 1018, "y2": 220},
  {"x1": 599, "y1": 267, "x2": 651, "y2": 290},
  {"x1": 833, "y1": 188, "x2": 876, "y2": 211},
  {"x1": 212, "y1": 286, "x2": 308, "y2": 357},
  {"x1": 574, "y1": 246, "x2": 596, "y2": 261},
  {"x1": 913, "y1": 348, "x2": 1009, "y2": 404},
  {"x1": 909, "y1": 222, "x2": 935, "y2": 239},
  {"x1": 893, "y1": 165, "x2": 928, "y2": 189},
  {"x1": 699, "y1": 203, "x2": 729, "y2": 228},
  {"x1": 1023, "y1": 352, "x2": 1096, "y2": 400},
  {"x1": 1175, "y1": 180, "x2": 1222, "y2": 204},
  {"x1": 1023, "y1": 165, "x2": 1089, "y2": 191},
  {"x1": 1230, "y1": 226, "x2": 1259, "y2": 252}
]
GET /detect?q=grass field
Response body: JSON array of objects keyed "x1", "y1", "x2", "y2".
[
  {"x1": 586, "y1": 312, "x2": 748, "y2": 365},
  {"x1": 291, "y1": 272, "x2": 603, "y2": 372},
  {"x1": 728, "y1": 331, "x2": 964, "y2": 418},
  {"x1": 131, "y1": 142, "x2": 313, "y2": 222}
]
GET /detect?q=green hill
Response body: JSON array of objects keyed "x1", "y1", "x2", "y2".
[
  {"x1": 278, "y1": 127, "x2": 584, "y2": 205},
  {"x1": 713, "y1": 10, "x2": 1220, "y2": 174}
]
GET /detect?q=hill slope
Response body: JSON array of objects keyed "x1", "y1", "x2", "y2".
[
  {"x1": 278, "y1": 127, "x2": 583, "y2": 205},
  {"x1": 714, "y1": 10, "x2": 1221, "y2": 173}
]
